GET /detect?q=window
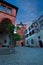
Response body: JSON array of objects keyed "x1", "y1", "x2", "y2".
[
  {"x1": 0, "y1": 4, "x2": 12, "y2": 14},
  {"x1": 36, "y1": 28, "x2": 38, "y2": 33},
  {"x1": 25, "y1": 30, "x2": 27, "y2": 34},
  {"x1": 31, "y1": 25, "x2": 33, "y2": 28},
  {"x1": 7, "y1": 8, "x2": 12, "y2": 14},
  {"x1": 29, "y1": 27, "x2": 30, "y2": 31},
  {"x1": 36, "y1": 28, "x2": 40, "y2": 33},
  {"x1": 25, "y1": 34, "x2": 28, "y2": 38},
  {"x1": 39, "y1": 20, "x2": 43, "y2": 26},
  {"x1": 4, "y1": 40, "x2": 7, "y2": 43},
  {"x1": 27, "y1": 40, "x2": 28, "y2": 44},
  {"x1": 0, "y1": 4, "x2": 6, "y2": 11},
  {"x1": 40, "y1": 24, "x2": 43, "y2": 30},
  {"x1": 32, "y1": 30, "x2": 35, "y2": 34},
  {"x1": 31, "y1": 39, "x2": 34, "y2": 44},
  {"x1": 29, "y1": 32, "x2": 31, "y2": 36}
]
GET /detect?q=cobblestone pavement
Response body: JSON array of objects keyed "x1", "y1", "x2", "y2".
[{"x1": 0, "y1": 47, "x2": 43, "y2": 65}]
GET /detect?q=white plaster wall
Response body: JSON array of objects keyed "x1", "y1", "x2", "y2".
[{"x1": 25, "y1": 30, "x2": 43, "y2": 47}]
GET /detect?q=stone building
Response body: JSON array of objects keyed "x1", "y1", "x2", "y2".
[
  {"x1": 17, "y1": 22, "x2": 27, "y2": 46},
  {"x1": 25, "y1": 15, "x2": 43, "y2": 47},
  {"x1": 0, "y1": 0, "x2": 18, "y2": 47}
]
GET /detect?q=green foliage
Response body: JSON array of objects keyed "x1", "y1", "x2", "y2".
[
  {"x1": 17, "y1": 26, "x2": 21, "y2": 30},
  {"x1": 6, "y1": 23, "x2": 22, "y2": 41},
  {"x1": 6, "y1": 24, "x2": 21, "y2": 34},
  {"x1": 6, "y1": 23, "x2": 15, "y2": 34},
  {"x1": 13, "y1": 33, "x2": 22, "y2": 41}
]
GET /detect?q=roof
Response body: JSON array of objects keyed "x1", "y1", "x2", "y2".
[
  {"x1": 17, "y1": 24, "x2": 27, "y2": 26},
  {"x1": 0, "y1": 0, "x2": 18, "y2": 14}
]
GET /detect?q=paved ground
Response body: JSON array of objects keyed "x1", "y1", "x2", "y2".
[{"x1": 0, "y1": 47, "x2": 43, "y2": 65}]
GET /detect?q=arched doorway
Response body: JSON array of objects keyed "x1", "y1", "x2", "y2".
[
  {"x1": 0, "y1": 18, "x2": 12, "y2": 33},
  {"x1": 21, "y1": 42, "x2": 24, "y2": 46},
  {"x1": 38, "y1": 36, "x2": 43, "y2": 47},
  {"x1": 0, "y1": 18, "x2": 12, "y2": 47}
]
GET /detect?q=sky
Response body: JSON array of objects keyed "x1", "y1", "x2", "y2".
[{"x1": 5, "y1": 0, "x2": 43, "y2": 26}]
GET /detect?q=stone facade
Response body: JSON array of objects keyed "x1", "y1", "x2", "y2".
[
  {"x1": 17, "y1": 22, "x2": 27, "y2": 46},
  {"x1": 0, "y1": 0, "x2": 18, "y2": 24},
  {"x1": 0, "y1": 0, "x2": 18, "y2": 47}
]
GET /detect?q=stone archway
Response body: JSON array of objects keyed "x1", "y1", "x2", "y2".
[
  {"x1": 1, "y1": 18, "x2": 12, "y2": 24},
  {"x1": 0, "y1": 18, "x2": 12, "y2": 47},
  {"x1": 21, "y1": 42, "x2": 24, "y2": 46},
  {"x1": 0, "y1": 18, "x2": 12, "y2": 33}
]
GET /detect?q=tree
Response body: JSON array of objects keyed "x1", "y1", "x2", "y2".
[
  {"x1": 6, "y1": 23, "x2": 21, "y2": 34},
  {"x1": 6, "y1": 23, "x2": 15, "y2": 34},
  {"x1": 13, "y1": 33, "x2": 22, "y2": 41},
  {"x1": 12, "y1": 33, "x2": 22, "y2": 46},
  {"x1": 6, "y1": 23, "x2": 22, "y2": 47},
  {"x1": 16, "y1": 26, "x2": 21, "y2": 30}
]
